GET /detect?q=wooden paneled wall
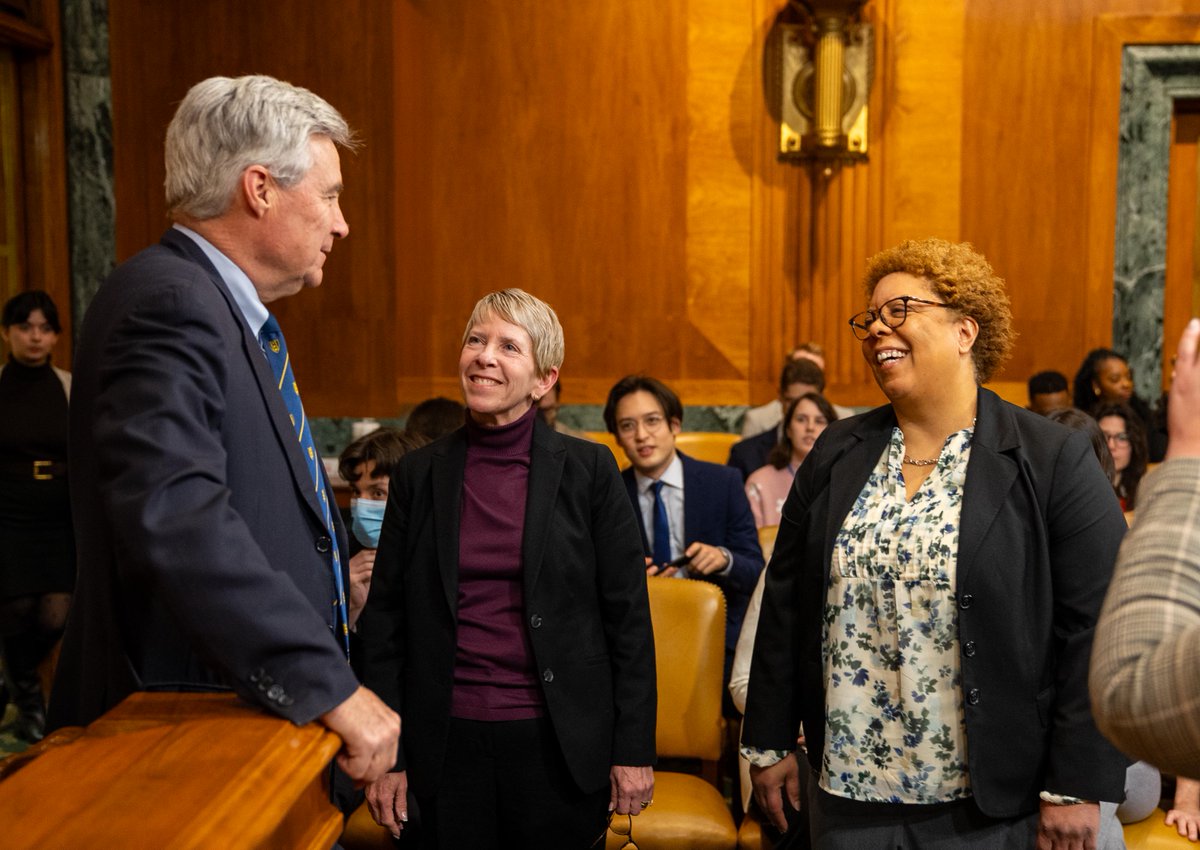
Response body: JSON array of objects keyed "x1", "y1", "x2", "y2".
[
  {"x1": 0, "y1": 0, "x2": 70, "y2": 356},
  {"x1": 105, "y1": 0, "x2": 1200, "y2": 415}
]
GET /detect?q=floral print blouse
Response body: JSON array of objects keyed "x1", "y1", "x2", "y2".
[{"x1": 820, "y1": 424, "x2": 974, "y2": 804}]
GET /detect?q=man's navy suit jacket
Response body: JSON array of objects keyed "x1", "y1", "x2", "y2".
[
  {"x1": 621, "y1": 452, "x2": 764, "y2": 675},
  {"x1": 49, "y1": 228, "x2": 358, "y2": 730},
  {"x1": 727, "y1": 427, "x2": 778, "y2": 481}
]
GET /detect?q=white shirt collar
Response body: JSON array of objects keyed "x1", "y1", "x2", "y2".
[
  {"x1": 172, "y1": 224, "x2": 270, "y2": 338},
  {"x1": 635, "y1": 451, "x2": 684, "y2": 495}
]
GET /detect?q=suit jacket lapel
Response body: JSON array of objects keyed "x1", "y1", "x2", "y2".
[
  {"x1": 624, "y1": 470, "x2": 651, "y2": 554},
  {"x1": 163, "y1": 229, "x2": 326, "y2": 524},
  {"x1": 522, "y1": 419, "x2": 566, "y2": 596},
  {"x1": 957, "y1": 388, "x2": 1020, "y2": 590},
  {"x1": 825, "y1": 418, "x2": 891, "y2": 574},
  {"x1": 432, "y1": 432, "x2": 467, "y2": 616},
  {"x1": 680, "y1": 452, "x2": 702, "y2": 547}
]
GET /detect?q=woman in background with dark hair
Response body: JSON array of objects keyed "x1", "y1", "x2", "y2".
[
  {"x1": 745, "y1": 393, "x2": 838, "y2": 529},
  {"x1": 0, "y1": 291, "x2": 73, "y2": 744},
  {"x1": 1073, "y1": 348, "x2": 1165, "y2": 461},
  {"x1": 1044, "y1": 407, "x2": 1116, "y2": 481},
  {"x1": 1094, "y1": 402, "x2": 1150, "y2": 512}
]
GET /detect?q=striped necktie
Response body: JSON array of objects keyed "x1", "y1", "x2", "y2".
[{"x1": 258, "y1": 314, "x2": 350, "y2": 657}]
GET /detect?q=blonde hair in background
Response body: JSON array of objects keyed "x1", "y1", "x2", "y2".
[
  {"x1": 165, "y1": 75, "x2": 357, "y2": 221},
  {"x1": 463, "y1": 289, "x2": 564, "y2": 379}
]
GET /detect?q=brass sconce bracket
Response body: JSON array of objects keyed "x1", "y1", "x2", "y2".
[{"x1": 777, "y1": 0, "x2": 872, "y2": 162}]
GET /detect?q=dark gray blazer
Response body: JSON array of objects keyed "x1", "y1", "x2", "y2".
[
  {"x1": 358, "y1": 419, "x2": 657, "y2": 795},
  {"x1": 742, "y1": 388, "x2": 1129, "y2": 817},
  {"x1": 49, "y1": 229, "x2": 358, "y2": 730}
]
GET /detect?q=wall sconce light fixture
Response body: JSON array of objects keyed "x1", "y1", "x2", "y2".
[{"x1": 778, "y1": 0, "x2": 872, "y2": 162}]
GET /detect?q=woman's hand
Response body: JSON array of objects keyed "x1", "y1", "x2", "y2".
[
  {"x1": 365, "y1": 770, "x2": 409, "y2": 839},
  {"x1": 609, "y1": 765, "x2": 654, "y2": 815},
  {"x1": 1037, "y1": 801, "x2": 1099, "y2": 850},
  {"x1": 751, "y1": 752, "x2": 801, "y2": 833}
]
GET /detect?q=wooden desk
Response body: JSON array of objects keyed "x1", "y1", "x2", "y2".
[{"x1": 0, "y1": 692, "x2": 343, "y2": 850}]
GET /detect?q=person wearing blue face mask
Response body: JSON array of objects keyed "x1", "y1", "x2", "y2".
[{"x1": 338, "y1": 427, "x2": 426, "y2": 627}]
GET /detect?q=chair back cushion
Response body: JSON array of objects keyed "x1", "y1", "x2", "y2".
[
  {"x1": 647, "y1": 578, "x2": 726, "y2": 760},
  {"x1": 675, "y1": 432, "x2": 741, "y2": 465}
]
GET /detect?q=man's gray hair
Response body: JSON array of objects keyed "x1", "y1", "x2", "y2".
[{"x1": 165, "y1": 75, "x2": 356, "y2": 220}]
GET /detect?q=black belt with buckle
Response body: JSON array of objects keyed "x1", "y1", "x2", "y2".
[{"x1": 0, "y1": 459, "x2": 68, "y2": 481}]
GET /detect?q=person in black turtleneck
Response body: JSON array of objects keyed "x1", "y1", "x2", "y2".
[
  {"x1": 0, "y1": 290, "x2": 73, "y2": 744},
  {"x1": 359, "y1": 289, "x2": 657, "y2": 849}
]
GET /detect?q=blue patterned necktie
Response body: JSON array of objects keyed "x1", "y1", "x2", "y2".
[
  {"x1": 651, "y1": 480, "x2": 673, "y2": 566},
  {"x1": 258, "y1": 314, "x2": 350, "y2": 657}
]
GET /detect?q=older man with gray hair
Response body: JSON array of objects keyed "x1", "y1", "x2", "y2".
[{"x1": 49, "y1": 75, "x2": 399, "y2": 786}]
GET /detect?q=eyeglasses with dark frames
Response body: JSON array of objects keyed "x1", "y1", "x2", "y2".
[{"x1": 848, "y1": 295, "x2": 950, "y2": 340}]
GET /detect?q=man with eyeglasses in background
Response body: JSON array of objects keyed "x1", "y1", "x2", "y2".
[{"x1": 603, "y1": 375, "x2": 763, "y2": 716}]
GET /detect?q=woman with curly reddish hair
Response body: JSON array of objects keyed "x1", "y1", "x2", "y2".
[{"x1": 743, "y1": 239, "x2": 1128, "y2": 848}]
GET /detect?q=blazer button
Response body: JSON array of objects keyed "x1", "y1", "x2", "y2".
[
  {"x1": 267, "y1": 684, "x2": 285, "y2": 702},
  {"x1": 959, "y1": 594, "x2": 974, "y2": 609},
  {"x1": 315, "y1": 536, "x2": 331, "y2": 554},
  {"x1": 963, "y1": 640, "x2": 976, "y2": 657},
  {"x1": 967, "y1": 688, "x2": 981, "y2": 705},
  {"x1": 542, "y1": 668, "x2": 554, "y2": 683},
  {"x1": 529, "y1": 614, "x2": 543, "y2": 629}
]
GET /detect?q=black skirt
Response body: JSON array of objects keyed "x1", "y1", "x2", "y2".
[{"x1": 0, "y1": 477, "x2": 75, "y2": 598}]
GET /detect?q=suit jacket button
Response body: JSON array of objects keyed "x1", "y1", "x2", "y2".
[
  {"x1": 963, "y1": 640, "x2": 976, "y2": 657},
  {"x1": 315, "y1": 536, "x2": 331, "y2": 553},
  {"x1": 530, "y1": 614, "x2": 543, "y2": 629},
  {"x1": 267, "y1": 684, "x2": 285, "y2": 701},
  {"x1": 959, "y1": 594, "x2": 973, "y2": 609},
  {"x1": 967, "y1": 688, "x2": 980, "y2": 705},
  {"x1": 542, "y1": 668, "x2": 554, "y2": 683}
]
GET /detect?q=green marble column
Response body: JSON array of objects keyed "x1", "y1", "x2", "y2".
[
  {"x1": 61, "y1": 0, "x2": 114, "y2": 331},
  {"x1": 1114, "y1": 45, "x2": 1200, "y2": 399}
]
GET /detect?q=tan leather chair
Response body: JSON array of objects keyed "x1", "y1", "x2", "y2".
[
  {"x1": 757, "y1": 525, "x2": 779, "y2": 563},
  {"x1": 1123, "y1": 810, "x2": 1196, "y2": 848},
  {"x1": 676, "y1": 432, "x2": 741, "y2": 466},
  {"x1": 736, "y1": 809, "x2": 770, "y2": 849},
  {"x1": 339, "y1": 801, "x2": 392, "y2": 850},
  {"x1": 606, "y1": 578, "x2": 737, "y2": 849},
  {"x1": 587, "y1": 431, "x2": 741, "y2": 471},
  {"x1": 585, "y1": 430, "x2": 630, "y2": 470}
]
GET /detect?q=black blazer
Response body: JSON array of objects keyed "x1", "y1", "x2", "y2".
[
  {"x1": 742, "y1": 388, "x2": 1128, "y2": 816},
  {"x1": 359, "y1": 418, "x2": 657, "y2": 796},
  {"x1": 50, "y1": 229, "x2": 359, "y2": 730}
]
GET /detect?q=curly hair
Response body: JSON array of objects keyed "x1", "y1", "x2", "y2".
[{"x1": 862, "y1": 239, "x2": 1015, "y2": 384}]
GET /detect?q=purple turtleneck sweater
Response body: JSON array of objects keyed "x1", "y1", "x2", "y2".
[{"x1": 451, "y1": 404, "x2": 545, "y2": 720}]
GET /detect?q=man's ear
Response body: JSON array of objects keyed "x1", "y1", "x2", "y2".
[{"x1": 240, "y1": 165, "x2": 273, "y2": 218}]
